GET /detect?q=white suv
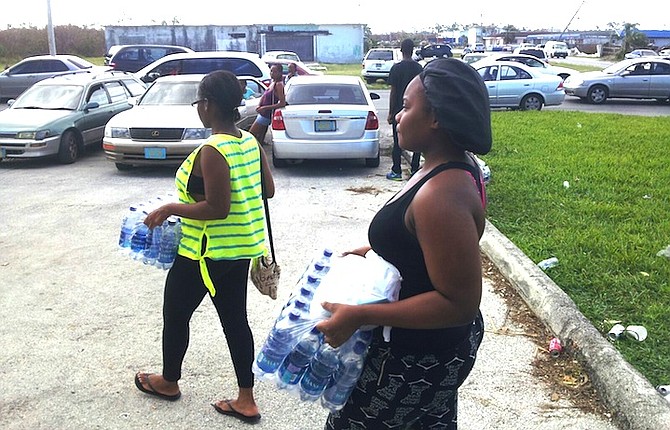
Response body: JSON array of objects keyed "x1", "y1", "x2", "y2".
[
  {"x1": 361, "y1": 48, "x2": 401, "y2": 84},
  {"x1": 544, "y1": 41, "x2": 569, "y2": 59}
]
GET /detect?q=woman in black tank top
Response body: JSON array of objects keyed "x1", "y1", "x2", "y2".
[{"x1": 317, "y1": 59, "x2": 493, "y2": 430}]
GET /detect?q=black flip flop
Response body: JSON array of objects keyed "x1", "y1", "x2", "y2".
[
  {"x1": 212, "y1": 400, "x2": 261, "y2": 424},
  {"x1": 134, "y1": 372, "x2": 181, "y2": 401}
]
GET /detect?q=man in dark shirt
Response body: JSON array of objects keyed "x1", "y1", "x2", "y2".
[{"x1": 386, "y1": 38, "x2": 424, "y2": 180}]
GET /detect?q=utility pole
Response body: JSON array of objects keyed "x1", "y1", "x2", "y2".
[
  {"x1": 559, "y1": 0, "x2": 586, "y2": 40},
  {"x1": 46, "y1": 0, "x2": 57, "y2": 54}
]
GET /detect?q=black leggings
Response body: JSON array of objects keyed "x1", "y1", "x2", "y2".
[
  {"x1": 325, "y1": 312, "x2": 484, "y2": 430},
  {"x1": 161, "y1": 255, "x2": 254, "y2": 388}
]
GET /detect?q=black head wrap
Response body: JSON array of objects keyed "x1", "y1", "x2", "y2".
[{"x1": 419, "y1": 58, "x2": 492, "y2": 154}]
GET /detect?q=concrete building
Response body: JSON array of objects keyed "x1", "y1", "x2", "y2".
[{"x1": 104, "y1": 24, "x2": 365, "y2": 64}]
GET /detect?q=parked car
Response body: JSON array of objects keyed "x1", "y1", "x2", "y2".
[
  {"x1": 624, "y1": 49, "x2": 659, "y2": 59},
  {"x1": 544, "y1": 41, "x2": 569, "y2": 58},
  {"x1": 261, "y1": 50, "x2": 326, "y2": 71},
  {"x1": 134, "y1": 51, "x2": 272, "y2": 86},
  {"x1": 660, "y1": 48, "x2": 670, "y2": 59},
  {"x1": 472, "y1": 53, "x2": 578, "y2": 80},
  {"x1": 271, "y1": 75, "x2": 381, "y2": 167},
  {"x1": 474, "y1": 61, "x2": 565, "y2": 110},
  {"x1": 0, "y1": 70, "x2": 146, "y2": 163},
  {"x1": 103, "y1": 74, "x2": 265, "y2": 170},
  {"x1": 563, "y1": 57, "x2": 670, "y2": 104},
  {"x1": 104, "y1": 45, "x2": 124, "y2": 65},
  {"x1": 516, "y1": 48, "x2": 548, "y2": 61},
  {"x1": 263, "y1": 58, "x2": 323, "y2": 80},
  {"x1": 108, "y1": 44, "x2": 194, "y2": 72},
  {"x1": 461, "y1": 52, "x2": 493, "y2": 64},
  {"x1": 416, "y1": 44, "x2": 453, "y2": 60},
  {"x1": 0, "y1": 54, "x2": 102, "y2": 101},
  {"x1": 361, "y1": 48, "x2": 401, "y2": 84}
]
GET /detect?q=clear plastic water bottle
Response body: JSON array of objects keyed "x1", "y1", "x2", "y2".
[
  {"x1": 129, "y1": 212, "x2": 150, "y2": 260},
  {"x1": 299, "y1": 344, "x2": 340, "y2": 402},
  {"x1": 254, "y1": 312, "x2": 301, "y2": 375},
  {"x1": 142, "y1": 223, "x2": 162, "y2": 266},
  {"x1": 118, "y1": 205, "x2": 140, "y2": 251},
  {"x1": 277, "y1": 327, "x2": 322, "y2": 390},
  {"x1": 537, "y1": 257, "x2": 559, "y2": 270},
  {"x1": 322, "y1": 340, "x2": 367, "y2": 412},
  {"x1": 157, "y1": 219, "x2": 179, "y2": 270}
]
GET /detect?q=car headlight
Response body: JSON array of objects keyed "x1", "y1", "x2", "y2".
[
  {"x1": 16, "y1": 130, "x2": 50, "y2": 140},
  {"x1": 182, "y1": 128, "x2": 211, "y2": 140},
  {"x1": 106, "y1": 127, "x2": 130, "y2": 138}
]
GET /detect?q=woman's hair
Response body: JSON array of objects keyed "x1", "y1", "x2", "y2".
[{"x1": 198, "y1": 70, "x2": 243, "y2": 122}]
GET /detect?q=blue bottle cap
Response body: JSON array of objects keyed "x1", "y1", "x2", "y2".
[
  {"x1": 353, "y1": 341, "x2": 367, "y2": 355},
  {"x1": 323, "y1": 248, "x2": 333, "y2": 257}
]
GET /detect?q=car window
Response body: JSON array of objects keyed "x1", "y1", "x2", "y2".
[
  {"x1": 40, "y1": 60, "x2": 70, "y2": 73},
  {"x1": 626, "y1": 62, "x2": 651, "y2": 75},
  {"x1": 14, "y1": 84, "x2": 82, "y2": 109},
  {"x1": 287, "y1": 84, "x2": 366, "y2": 105},
  {"x1": 479, "y1": 66, "x2": 499, "y2": 81},
  {"x1": 140, "y1": 81, "x2": 199, "y2": 105},
  {"x1": 144, "y1": 48, "x2": 169, "y2": 62},
  {"x1": 500, "y1": 65, "x2": 531, "y2": 80},
  {"x1": 9, "y1": 60, "x2": 41, "y2": 74},
  {"x1": 87, "y1": 84, "x2": 110, "y2": 106},
  {"x1": 121, "y1": 78, "x2": 146, "y2": 96},
  {"x1": 277, "y1": 53, "x2": 300, "y2": 62},
  {"x1": 180, "y1": 58, "x2": 263, "y2": 78},
  {"x1": 367, "y1": 51, "x2": 393, "y2": 61},
  {"x1": 117, "y1": 49, "x2": 140, "y2": 61},
  {"x1": 242, "y1": 79, "x2": 263, "y2": 99},
  {"x1": 105, "y1": 81, "x2": 129, "y2": 103},
  {"x1": 652, "y1": 62, "x2": 670, "y2": 75},
  {"x1": 65, "y1": 58, "x2": 94, "y2": 69}
]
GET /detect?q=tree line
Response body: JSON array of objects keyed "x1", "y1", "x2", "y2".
[{"x1": 0, "y1": 26, "x2": 105, "y2": 61}]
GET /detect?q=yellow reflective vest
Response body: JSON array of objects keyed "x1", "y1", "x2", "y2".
[{"x1": 174, "y1": 131, "x2": 266, "y2": 296}]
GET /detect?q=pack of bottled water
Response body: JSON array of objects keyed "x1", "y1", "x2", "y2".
[
  {"x1": 117, "y1": 194, "x2": 182, "y2": 270},
  {"x1": 252, "y1": 247, "x2": 402, "y2": 412}
]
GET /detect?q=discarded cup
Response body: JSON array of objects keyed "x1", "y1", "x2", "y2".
[
  {"x1": 563, "y1": 181, "x2": 570, "y2": 188},
  {"x1": 549, "y1": 337, "x2": 562, "y2": 358},
  {"x1": 607, "y1": 323, "x2": 625, "y2": 341},
  {"x1": 624, "y1": 325, "x2": 647, "y2": 342}
]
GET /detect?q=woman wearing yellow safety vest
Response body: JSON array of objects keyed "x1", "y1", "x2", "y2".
[{"x1": 134, "y1": 70, "x2": 275, "y2": 424}]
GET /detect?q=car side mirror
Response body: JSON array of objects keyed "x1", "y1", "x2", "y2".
[
  {"x1": 369, "y1": 92, "x2": 381, "y2": 100},
  {"x1": 84, "y1": 101, "x2": 100, "y2": 111}
]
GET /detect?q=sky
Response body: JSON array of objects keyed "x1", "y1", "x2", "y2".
[{"x1": 1, "y1": 0, "x2": 668, "y2": 34}]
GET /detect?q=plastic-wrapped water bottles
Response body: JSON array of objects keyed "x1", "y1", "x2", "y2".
[
  {"x1": 299, "y1": 344, "x2": 340, "y2": 402},
  {"x1": 254, "y1": 311, "x2": 302, "y2": 376},
  {"x1": 321, "y1": 340, "x2": 367, "y2": 412},
  {"x1": 277, "y1": 327, "x2": 323, "y2": 390},
  {"x1": 142, "y1": 222, "x2": 162, "y2": 266},
  {"x1": 129, "y1": 212, "x2": 150, "y2": 260},
  {"x1": 156, "y1": 218, "x2": 180, "y2": 270},
  {"x1": 118, "y1": 205, "x2": 141, "y2": 251}
]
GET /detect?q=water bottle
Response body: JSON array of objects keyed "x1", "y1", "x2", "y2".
[
  {"x1": 157, "y1": 219, "x2": 179, "y2": 270},
  {"x1": 129, "y1": 212, "x2": 150, "y2": 260},
  {"x1": 299, "y1": 344, "x2": 340, "y2": 402},
  {"x1": 277, "y1": 327, "x2": 322, "y2": 390},
  {"x1": 118, "y1": 205, "x2": 140, "y2": 251},
  {"x1": 254, "y1": 312, "x2": 302, "y2": 375},
  {"x1": 321, "y1": 340, "x2": 367, "y2": 412},
  {"x1": 537, "y1": 257, "x2": 559, "y2": 270},
  {"x1": 142, "y1": 223, "x2": 162, "y2": 266}
]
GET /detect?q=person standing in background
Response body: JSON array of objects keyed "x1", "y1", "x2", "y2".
[
  {"x1": 386, "y1": 38, "x2": 424, "y2": 181},
  {"x1": 285, "y1": 62, "x2": 298, "y2": 83},
  {"x1": 249, "y1": 64, "x2": 286, "y2": 145}
]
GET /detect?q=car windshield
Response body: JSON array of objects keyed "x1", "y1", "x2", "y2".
[
  {"x1": 367, "y1": 51, "x2": 393, "y2": 61},
  {"x1": 67, "y1": 58, "x2": 96, "y2": 69},
  {"x1": 139, "y1": 81, "x2": 199, "y2": 106},
  {"x1": 603, "y1": 62, "x2": 633, "y2": 74},
  {"x1": 13, "y1": 85, "x2": 83, "y2": 110},
  {"x1": 287, "y1": 83, "x2": 366, "y2": 105}
]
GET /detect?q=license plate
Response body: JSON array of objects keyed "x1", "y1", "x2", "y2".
[
  {"x1": 144, "y1": 147, "x2": 167, "y2": 159},
  {"x1": 314, "y1": 120, "x2": 336, "y2": 132}
]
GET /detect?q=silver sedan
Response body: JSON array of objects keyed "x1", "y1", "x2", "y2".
[{"x1": 563, "y1": 58, "x2": 670, "y2": 104}]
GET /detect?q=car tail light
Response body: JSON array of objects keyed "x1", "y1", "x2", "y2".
[
  {"x1": 556, "y1": 81, "x2": 564, "y2": 91},
  {"x1": 262, "y1": 78, "x2": 272, "y2": 87},
  {"x1": 365, "y1": 111, "x2": 379, "y2": 130},
  {"x1": 272, "y1": 110, "x2": 285, "y2": 130}
]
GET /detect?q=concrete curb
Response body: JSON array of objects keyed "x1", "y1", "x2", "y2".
[{"x1": 480, "y1": 221, "x2": 670, "y2": 430}]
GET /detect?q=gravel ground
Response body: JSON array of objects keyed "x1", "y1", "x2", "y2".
[{"x1": 0, "y1": 125, "x2": 619, "y2": 429}]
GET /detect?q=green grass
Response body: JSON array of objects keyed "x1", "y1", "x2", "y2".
[{"x1": 484, "y1": 110, "x2": 670, "y2": 386}]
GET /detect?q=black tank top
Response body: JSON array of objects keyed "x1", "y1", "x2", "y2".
[{"x1": 368, "y1": 160, "x2": 485, "y2": 352}]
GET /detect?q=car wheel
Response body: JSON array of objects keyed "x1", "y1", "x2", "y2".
[
  {"x1": 272, "y1": 152, "x2": 287, "y2": 168},
  {"x1": 587, "y1": 85, "x2": 608, "y2": 104},
  {"x1": 365, "y1": 152, "x2": 380, "y2": 167},
  {"x1": 520, "y1": 94, "x2": 543, "y2": 111},
  {"x1": 57, "y1": 130, "x2": 80, "y2": 164},
  {"x1": 115, "y1": 163, "x2": 133, "y2": 171}
]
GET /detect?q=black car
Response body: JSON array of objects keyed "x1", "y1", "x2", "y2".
[
  {"x1": 417, "y1": 44, "x2": 453, "y2": 59},
  {"x1": 518, "y1": 49, "x2": 547, "y2": 61},
  {"x1": 108, "y1": 44, "x2": 193, "y2": 73}
]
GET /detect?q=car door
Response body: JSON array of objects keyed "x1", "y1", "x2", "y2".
[
  {"x1": 649, "y1": 61, "x2": 670, "y2": 98},
  {"x1": 611, "y1": 62, "x2": 651, "y2": 98},
  {"x1": 478, "y1": 65, "x2": 500, "y2": 107},
  {"x1": 77, "y1": 83, "x2": 115, "y2": 145},
  {"x1": 239, "y1": 78, "x2": 264, "y2": 130},
  {"x1": 496, "y1": 65, "x2": 530, "y2": 106}
]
